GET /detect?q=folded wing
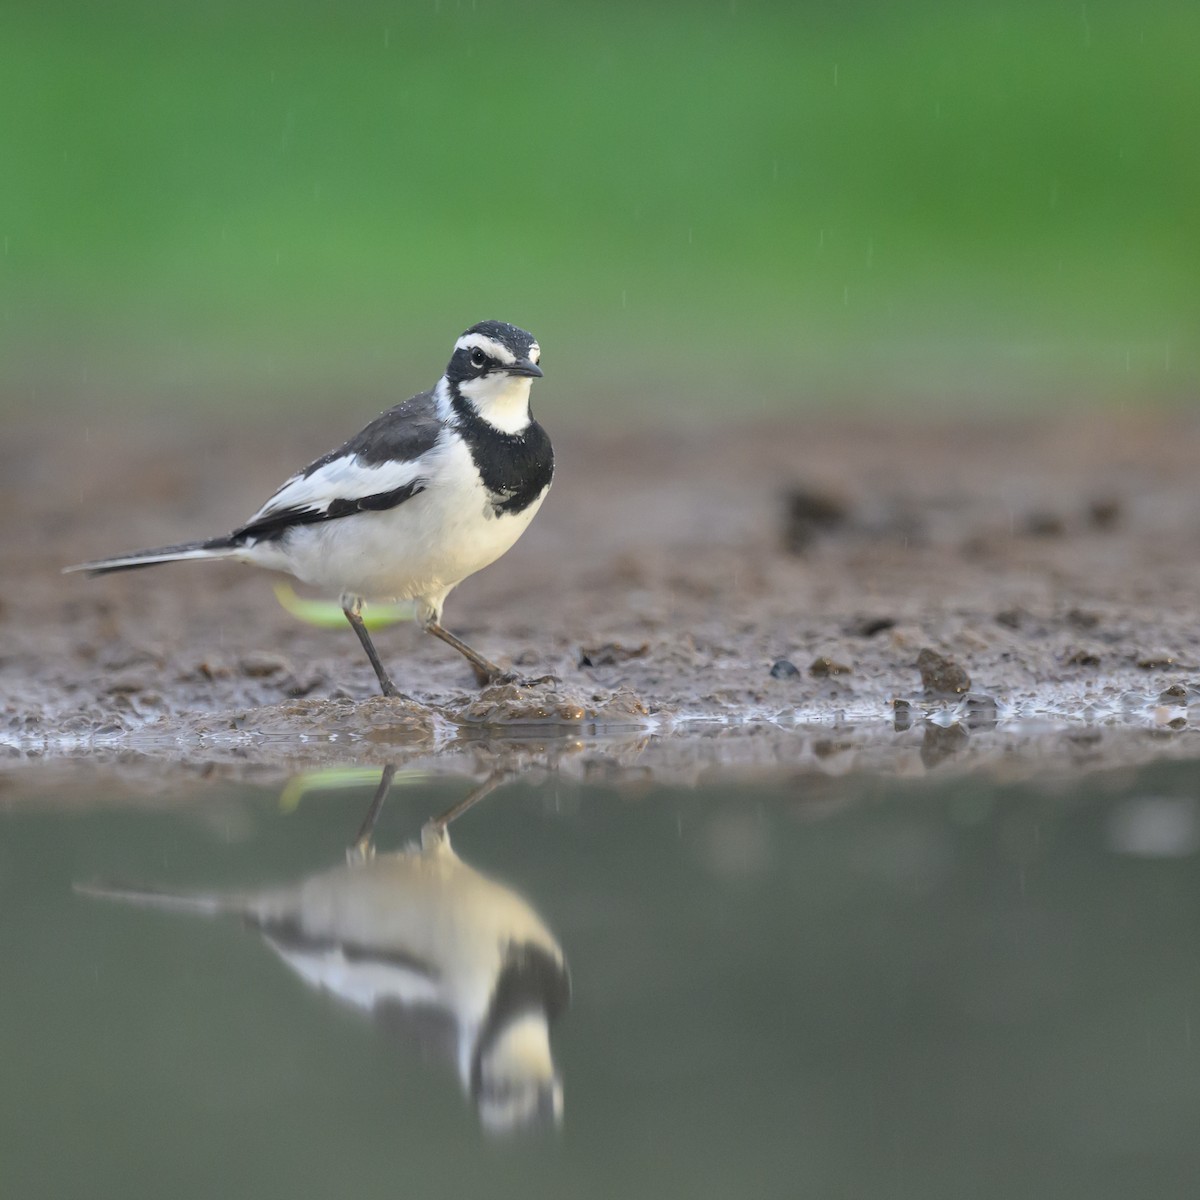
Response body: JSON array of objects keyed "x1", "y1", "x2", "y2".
[{"x1": 233, "y1": 390, "x2": 443, "y2": 544}]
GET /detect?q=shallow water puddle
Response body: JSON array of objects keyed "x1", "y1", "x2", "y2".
[{"x1": 3, "y1": 751, "x2": 1200, "y2": 1199}]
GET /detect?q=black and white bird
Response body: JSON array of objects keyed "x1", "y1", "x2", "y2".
[
  {"x1": 77, "y1": 820, "x2": 571, "y2": 1133},
  {"x1": 65, "y1": 320, "x2": 554, "y2": 697}
]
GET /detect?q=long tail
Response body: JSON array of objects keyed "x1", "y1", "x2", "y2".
[
  {"x1": 62, "y1": 536, "x2": 238, "y2": 576},
  {"x1": 74, "y1": 879, "x2": 244, "y2": 916}
]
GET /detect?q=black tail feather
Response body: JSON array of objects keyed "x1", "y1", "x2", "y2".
[{"x1": 66, "y1": 536, "x2": 237, "y2": 577}]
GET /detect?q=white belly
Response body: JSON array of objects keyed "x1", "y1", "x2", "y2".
[{"x1": 247, "y1": 439, "x2": 548, "y2": 604}]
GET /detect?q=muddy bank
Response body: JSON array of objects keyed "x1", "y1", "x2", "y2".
[{"x1": 2, "y1": 408, "x2": 1199, "y2": 777}]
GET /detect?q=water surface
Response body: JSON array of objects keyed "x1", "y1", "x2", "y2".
[{"x1": 2, "y1": 758, "x2": 1199, "y2": 1199}]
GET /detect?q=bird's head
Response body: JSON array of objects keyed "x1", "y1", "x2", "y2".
[
  {"x1": 474, "y1": 1010, "x2": 564, "y2": 1135},
  {"x1": 445, "y1": 320, "x2": 543, "y2": 434}
]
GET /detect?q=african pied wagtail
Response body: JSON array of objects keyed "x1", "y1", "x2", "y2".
[
  {"x1": 77, "y1": 782, "x2": 570, "y2": 1133},
  {"x1": 66, "y1": 321, "x2": 554, "y2": 697}
]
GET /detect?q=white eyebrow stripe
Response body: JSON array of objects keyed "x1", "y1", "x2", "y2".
[{"x1": 454, "y1": 333, "x2": 517, "y2": 364}]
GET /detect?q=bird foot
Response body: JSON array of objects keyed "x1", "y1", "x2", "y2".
[{"x1": 346, "y1": 838, "x2": 376, "y2": 866}]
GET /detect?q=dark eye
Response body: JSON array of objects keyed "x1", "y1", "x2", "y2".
[{"x1": 469, "y1": 348, "x2": 488, "y2": 369}]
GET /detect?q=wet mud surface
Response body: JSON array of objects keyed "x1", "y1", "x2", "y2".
[{"x1": 3, "y1": 408, "x2": 1199, "y2": 781}]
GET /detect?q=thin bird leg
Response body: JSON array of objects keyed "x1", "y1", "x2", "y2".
[
  {"x1": 348, "y1": 763, "x2": 397, "y2": 862},
  {"x1": 341, "y1": 597, "x2": 402, "y2": 697},
  {"x1": 423, "y1": 620, "x2": 509, "y2": 686},
  {"x1": 422, "y1": 768, "x2": 516, "y2": 847}
]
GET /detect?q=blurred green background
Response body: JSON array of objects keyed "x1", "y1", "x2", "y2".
[{"x1": 2, "y1": 0, "x2": 1197, "y2": 420}]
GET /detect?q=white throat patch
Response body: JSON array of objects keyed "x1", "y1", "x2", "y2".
[{"x1": 457, "y1": 373, "x2": 534, "y2": 434}]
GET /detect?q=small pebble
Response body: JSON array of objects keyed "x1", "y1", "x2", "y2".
[
  {"x1": 847, "y1": 615, "x2": 896, "y2": 638},
  {"x1": 1088, "y1": 496, "x2": 1122, "y2": 530},
  {"x1": 916, "y1": 648, "x2": 971, "y2": 695},
  {"x1": 1137, "y1": 651, "x2": 1176, "y2": 669},
  {"x1": 809, "y1": 656, "x2": 851, "y2": 678},
  {"x1": 1066, "y1": 608, "x2": 1100, "y2": 630},
  {"x1": 994, "y1": 608, "x2": 1024, "y2": 630},
  {"x1": 579, "y1": 642, "x2": 649, "y2": 668},
  {"x1": 239, "y1": 651, "x2": 291, "y2": 678},
  {"x1": 782, "y1": 486, "x2": 850, "y2": 554},
  {"x1": 962, "y1": 692, "x2": 999, "y2": 729},
  {"x1": 769, "y1": 659, "x2": 800, "y2": 679}
]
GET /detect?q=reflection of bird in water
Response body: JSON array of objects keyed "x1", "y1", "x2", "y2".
[{"x1": 78, "y1": 773, "x2": 570, "y2": 1135}]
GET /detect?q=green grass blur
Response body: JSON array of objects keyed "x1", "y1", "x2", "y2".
[{"x1": 2, "y1": 0, "x2": 1197, "y2": 418}]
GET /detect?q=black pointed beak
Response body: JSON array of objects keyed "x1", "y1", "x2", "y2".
[{"x1": 507, "y1": 357, "x2": 543, "y2": 378}]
